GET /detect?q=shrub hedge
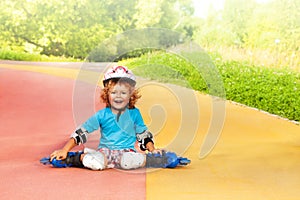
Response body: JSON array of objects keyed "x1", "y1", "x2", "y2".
[
  {"x1": 120, "y1": 51, "x2": 300, "y2": 122},
  {"x1": 0, "y1": 49, "x2": 77, "y2": 62}
]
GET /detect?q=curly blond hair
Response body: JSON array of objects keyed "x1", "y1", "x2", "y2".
[{"x1": 100, "y1": 79, "x2": 141, "y2": 109}]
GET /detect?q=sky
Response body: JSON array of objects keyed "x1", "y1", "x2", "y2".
[
  {"x1": 193, "y1": 0, "x2": 273, "y2": 18},
  {"x1": 193, "y1": 0, "x2": 225, "y2": 18}
]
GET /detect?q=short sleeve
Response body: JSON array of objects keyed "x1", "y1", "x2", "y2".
[
  {"x1": 131, "y1": 108, "x2": 147, "y2": 134},
  {"x1": 81, "y1": 113, "x2": 101, "y2": 133}
]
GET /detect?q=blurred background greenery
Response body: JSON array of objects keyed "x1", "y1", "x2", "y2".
[{"x1": 0, "y1": 0, "x2": 299, "y2": 70}]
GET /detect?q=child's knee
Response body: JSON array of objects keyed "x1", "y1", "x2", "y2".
[
  {"x1": 82, "y1": 151, "x2": 107, "y2": 170},
  {"x1": 120, "y1": 152, "x2": 146, "y2": 170}
]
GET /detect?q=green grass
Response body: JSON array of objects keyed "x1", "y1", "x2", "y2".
[
  {"x1": 120, "y1": 51, "x2": 300, "y2": 122},
  {"x1": 218, "y1": 60, "x2": 300, "y2": 122},
  {"x1": 0, "y1": 49, "x2": 78, "y2": 62}
]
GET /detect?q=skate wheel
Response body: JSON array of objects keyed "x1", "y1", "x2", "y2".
[
  {"x1": 40, "y1": 157, "x2": 51, "y2": 165},
  {"x1": 178, "y1": 157, "x2": 191, "y2": 166}
]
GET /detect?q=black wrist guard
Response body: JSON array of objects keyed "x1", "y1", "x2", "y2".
[
  {"x1": 70, "y1": 127, "x2": 88, "y2": 145},
  {"x1": 136, "y1": 130, "x2": 154, "y2": 151}
]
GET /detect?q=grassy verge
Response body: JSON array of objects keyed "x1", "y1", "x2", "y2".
[
  {"x1": 0, "y1": 49, "x2": 78, "y2": 62},
  {"x1": 120, "y1": 51, "x2": 300, "y2": 122}
]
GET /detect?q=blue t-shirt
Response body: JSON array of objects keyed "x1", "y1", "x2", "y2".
[{"x1": 81, "y1": 107, "x2": 147, "y2": 150}]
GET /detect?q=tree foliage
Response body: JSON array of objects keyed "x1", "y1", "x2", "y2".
[
  {"x1": 0, "y1": 0, "x2": 194, "y2": 59},
  {"x1": 195, "y1": 0, "x2": 299, "y2": 54},
  {"x1": 0, "y1": 0, "x2": 298, "y2": 63}
]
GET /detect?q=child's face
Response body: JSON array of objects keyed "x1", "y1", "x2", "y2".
[{"x1": 109, "y1": 82, "x2": 132, "y2": 113}]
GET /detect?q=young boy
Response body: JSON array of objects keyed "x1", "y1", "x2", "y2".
[{"x1": 41, "y1": 66, "x2": 190, "y2": 170}]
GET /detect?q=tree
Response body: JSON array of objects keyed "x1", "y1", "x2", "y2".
[
  {"x1": 222, "y1": 0, "x2": 257, "y2": 47},
  {"x1": 0, "y1": 0, "x2": 196, "y2": 59}
]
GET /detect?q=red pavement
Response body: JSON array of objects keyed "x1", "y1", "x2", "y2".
[{"x1": 0, "y1": 68, "x2": 145, "y2": 200}]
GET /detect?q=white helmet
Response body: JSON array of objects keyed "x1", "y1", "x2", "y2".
[{"x1": 103, "y1": 65, "x2": 136, "y2": 86}]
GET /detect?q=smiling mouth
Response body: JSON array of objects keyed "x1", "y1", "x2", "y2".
[{"x1": 113, "y1": 100, "x2": 124, "y2": 104}]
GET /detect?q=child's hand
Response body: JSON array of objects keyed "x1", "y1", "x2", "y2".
[
  {"x1": 146, "y1": 142, "x2": 156, "y2": 152},
  {"x1": 151, "y1": 148, "x2": 164, "y2": 154},
  {"x1": 50, "y1": 149, "x2": 68, "y2": 161},
  {"x1": 146, "y1": 141, "x2": 164, "y2": 154}
]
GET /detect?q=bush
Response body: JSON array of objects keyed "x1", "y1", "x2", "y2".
[
  {"x1": 0, "y1": 49, "x2": 41, "y2": 61},
  {"x1": 0, "y1": 49, "x2": 78, "y2": 62},
  {"x1": 120, "y1": 51, "x2": 300, "y2": 122},
  {"x1": 218, "y1": 60, "x2": 300, "y2": 122},
  {"x1": 120, "y1": 51, "x2": 208, "y2": 91}
]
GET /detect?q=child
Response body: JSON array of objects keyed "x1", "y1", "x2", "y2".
[{"x1": 41, "y1": 66, "x2": 190, "y2": 170}]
